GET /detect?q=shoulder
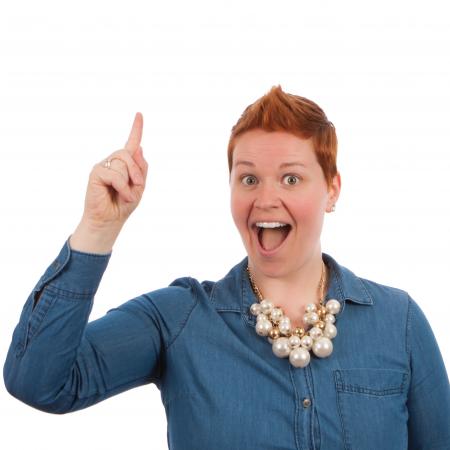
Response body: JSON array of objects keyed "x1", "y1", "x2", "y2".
[
  {"x1": 144, "y1": 256, "x2": 247, "y2": 312},
  {"x1": 133, "y1": 260, "x2": 245, "y2": 348},
  {"x1": 324, "y1": 252, "x2": 411, "y2": 313},
  {"x1": 359, "y1": 276, "x2": 410, "y2": 304},
  {"x1": 327, "y1": 255, "x2": 436, "y2": 346},
  {"x1": 343, "y1": 263, "x2": 440, "y2": 348}
]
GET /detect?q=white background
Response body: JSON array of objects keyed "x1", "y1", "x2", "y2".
[{"x1": 1, "y1": 0, "x2": 449, "y2": 449}]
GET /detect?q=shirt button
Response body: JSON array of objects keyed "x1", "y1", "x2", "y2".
[{"x1": 302, "y1": 398, "x2": 311, "y2": 408}]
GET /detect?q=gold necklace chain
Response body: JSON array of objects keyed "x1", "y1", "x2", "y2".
[{"x1": 246, "y1": 260, "x2": 328, "y2": 305}]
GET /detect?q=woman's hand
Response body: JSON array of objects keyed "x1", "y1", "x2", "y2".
[
  {"x1": 81, "y1": 112, "x2": 147, "y2": 231},
  {"x1": 69, "y1": 113, "x2": 148, "y2": 254}
]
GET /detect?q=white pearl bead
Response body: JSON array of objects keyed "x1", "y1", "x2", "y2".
[
  {"x1": 288, "y1": 335, "x2": 301, "y2": 348},
  {"x1": 324, "y1": 313, "x2": 336, "y2": 324},
  {"x1": 270, "y1": 307, "x2": 283, "y2": 322},
  {"x1": 305, "y1": 303, "x2": 317, "y2": 313},
  {"x1": 289, "y1": 347, "x2": 311, "y2": 368},
  {"x1": 326, "y1": 299, "x2": 341, "y2": 315},
  {"x1": 300, "y1": 335, "x2": 313, "y2": 350},
  {"x1": 312, "y1": 337, "x2": 333, "y2": 358},
  {"x1": 303, "y1": 312, "x2": 319, "y2": 325},
  {"x1": 255, "y1": 319, "x2": 272, "y2": 336},
  {"x1": 272, "y1": 337, "x2": 291, "y2": 358},
  {"x1": 256, "y1": 313, "x2": 267, "y2": 322},
  {"x1": 278, "y1": 320, "x2": 292, "y2": 335},
  {"x1": 250, "y1": 303, "x2": 262, "y2": 316},
  {"x1": 323, "y1": 323, "x2": 337, "y2": 339},
  {"x1": 309, "y1": 326, "x2": 323, "y2": 340},
  {"x1": 260, "y1": 299, "x2": 274, "y2": 315}
]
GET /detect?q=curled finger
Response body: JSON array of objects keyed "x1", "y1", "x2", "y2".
[{"x1": 97, "y1": 166, "x2": 136, "y2": 203}]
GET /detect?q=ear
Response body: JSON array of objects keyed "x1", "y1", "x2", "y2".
[{"x1": 326, "y1": 172, "x2": 341, "y2": 212}]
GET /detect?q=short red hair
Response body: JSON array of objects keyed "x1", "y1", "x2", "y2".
[{"x1": 227, "y1": 85, "x2": 338, "y2": 189}]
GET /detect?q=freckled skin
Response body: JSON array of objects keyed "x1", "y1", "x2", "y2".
[{"x1": 229, "y1": 129, "x2": 341, "y2": 286}]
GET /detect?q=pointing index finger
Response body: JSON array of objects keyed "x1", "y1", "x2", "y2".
[{"x1": 124, "y1": 112, "x2": 143, "y2": 153}]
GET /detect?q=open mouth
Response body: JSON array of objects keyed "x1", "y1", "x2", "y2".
[{"x1": 254, "y1": 222, "x2": 292, "y2": 252}]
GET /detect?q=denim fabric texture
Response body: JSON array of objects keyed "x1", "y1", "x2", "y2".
[{"x1": 4, "y1": 235, "x2": 450, "y2": 450}]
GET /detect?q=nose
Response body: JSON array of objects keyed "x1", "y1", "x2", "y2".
[{"x1": 254, "y1": 183, "x2": 282, "y2": 209}]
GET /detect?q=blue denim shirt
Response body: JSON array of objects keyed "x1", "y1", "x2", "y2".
[{"x1": 4, "y1": 235, "x2": 450, "y2": 450}]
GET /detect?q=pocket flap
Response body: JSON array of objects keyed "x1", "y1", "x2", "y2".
[{"x1": 334, "y1": 368, "x2": 407, "y2": 396}]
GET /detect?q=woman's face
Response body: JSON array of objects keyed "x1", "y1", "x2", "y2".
[{"x1": 229, "y1": 129, "x2": 341, "y2": 278}]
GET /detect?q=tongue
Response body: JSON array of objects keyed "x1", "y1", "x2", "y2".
[{"x1": 260, "y1": 227, "x2": 289, "y2": 251}]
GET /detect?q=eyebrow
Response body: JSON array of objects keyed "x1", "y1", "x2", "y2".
[{"x1": 233, "y1": 160, "x2": 307, "y2": 168}]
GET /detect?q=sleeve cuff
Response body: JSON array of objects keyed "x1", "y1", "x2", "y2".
[{"x1": 32, "y1": 234, "x2": 112, "y2": 297}]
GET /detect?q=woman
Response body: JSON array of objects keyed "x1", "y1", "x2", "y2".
[{"x1": 4, "y1": 86, "x2": 450, "y2": 449}]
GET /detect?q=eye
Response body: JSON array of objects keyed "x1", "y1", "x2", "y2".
[
  {"x1": 241, "y1": 175, "x2": 258, "y2": 186},
  {"x1": 283, "y1": 175, "x2": 301, "y2": 185}
]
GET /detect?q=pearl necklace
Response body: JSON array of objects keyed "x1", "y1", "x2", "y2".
[{"x1": 247, "y1": 261, "x2": 341, "y2": 368}]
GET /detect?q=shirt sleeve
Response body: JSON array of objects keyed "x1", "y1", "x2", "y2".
[
  {"x1": 3, "y1": 234, "x2": 196, "y2": 414},
  {"x1": 406, "y1": 294, "x2": 450, "y2": 449}
]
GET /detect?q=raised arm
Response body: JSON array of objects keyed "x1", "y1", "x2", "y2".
[{"x1": 3, "y1": 113, "x2": 162, "y2": 413}]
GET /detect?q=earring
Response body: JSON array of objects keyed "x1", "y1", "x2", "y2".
[{"x1": 330, "y1": 204, "x2": 336, "y2": 212}]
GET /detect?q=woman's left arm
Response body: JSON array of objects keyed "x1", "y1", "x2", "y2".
[{"x1": 406, "y1": 295, "x2": 450, "y2": 449}]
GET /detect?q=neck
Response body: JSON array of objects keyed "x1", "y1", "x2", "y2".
[{"x1": 248, "y1": 250, "x2": 328, "y2": 326}]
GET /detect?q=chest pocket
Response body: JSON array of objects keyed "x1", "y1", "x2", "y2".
[{"x1": 334, "y1": 368, "x2": 409, "y2": 450}]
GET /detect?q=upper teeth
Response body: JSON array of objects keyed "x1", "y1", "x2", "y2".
[{"x1": 256, "y1": 222, "x2": 288, "y2": 228}]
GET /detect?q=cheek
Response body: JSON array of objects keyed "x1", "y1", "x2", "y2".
[
  {"x1": 230, "y1": 192, "x2": 248, "y2": 227},
  {"x1": 291, "y1": 196, "x2": 325, "y2": 224}
]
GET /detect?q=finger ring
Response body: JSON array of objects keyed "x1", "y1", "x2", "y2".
[
  {"x1": 102, "y1": 157, "x2": 122, "y2": 169},
  {"x1": 103, "y1": 158, "x2": 112, "y2": 169}
]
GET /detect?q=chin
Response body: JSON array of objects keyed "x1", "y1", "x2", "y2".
[{"x1": 247, "y1": 253, "x2": 291, "y2": 278}]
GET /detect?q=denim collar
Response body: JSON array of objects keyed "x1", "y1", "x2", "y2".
[
  {"x1": 239, "y1": 252, "x2": 373, "y2": 327},
  {"x1": 211, "y1": 252, "x2": 373, "y2": 324}
]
